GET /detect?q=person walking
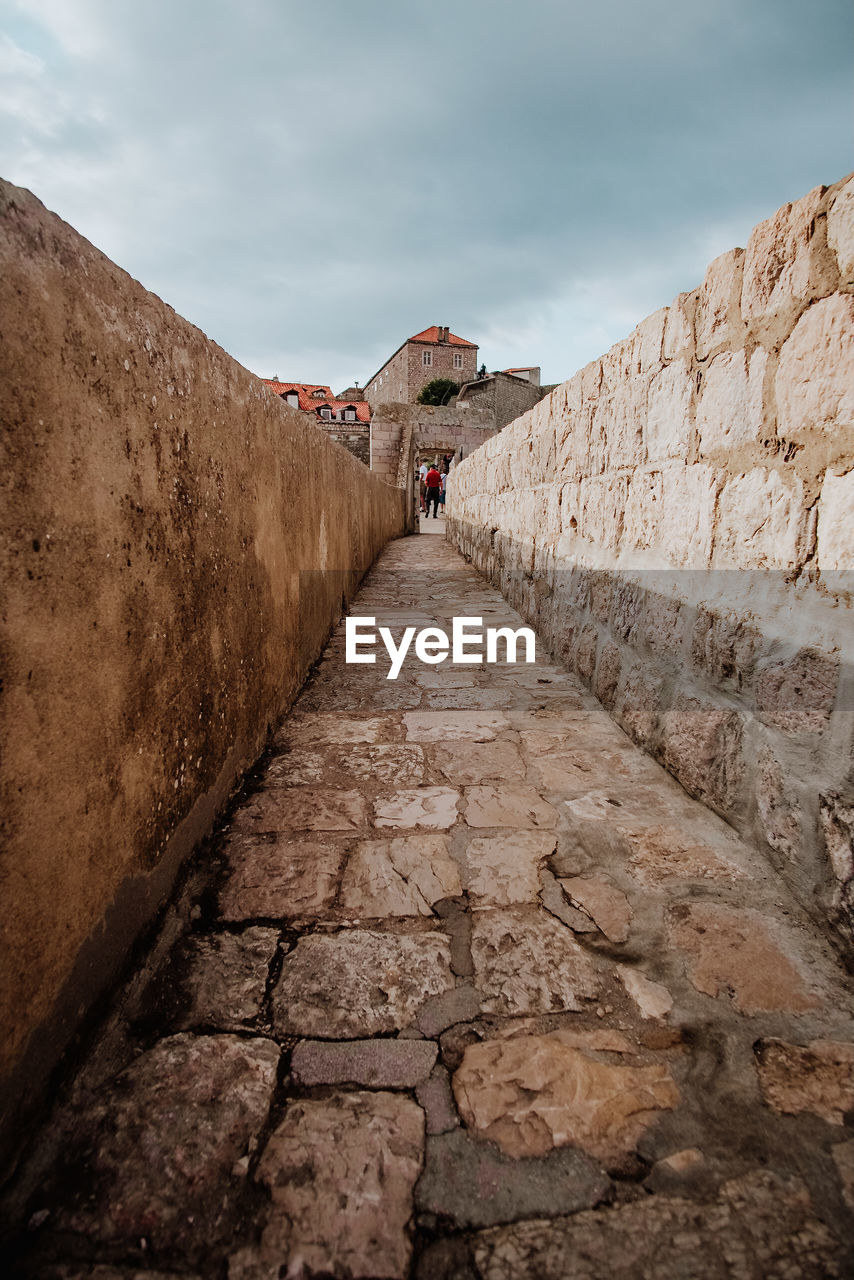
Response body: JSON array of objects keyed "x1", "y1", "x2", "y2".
[
  {"x1": 424, "y1": 464, "x2": 442, "y2": 518},
  {"x1": 418, "y1": 461, "x2": 428, "y2": 513}
]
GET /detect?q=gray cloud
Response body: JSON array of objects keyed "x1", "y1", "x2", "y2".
[{"x1": 1, "y1": 0, "x2": 850, "y2": 387}]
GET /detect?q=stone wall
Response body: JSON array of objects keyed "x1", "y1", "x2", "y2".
[
  {"x1": 370, "y1": 401, "x2": 497, "y2": 486},
  {"x1": 458, "y1": 371, "x2": 551, "y2": 431},
  {"x1": 319, "y1": 420, "x2": 370, "y2": 466},
  {"x1": 447, "y1": 174, "x2": 854, "y2": 958},
  {"x1": 0, "y1": 179, "x2": 407, "y2": 1162}
]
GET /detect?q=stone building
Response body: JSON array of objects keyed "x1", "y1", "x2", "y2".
[
  {"x1": 263, "y1": 380, "x2": 371, "y2": 465},
  {"x1": 364, "y1": 325, "x2": 478, "y2": 406},
  {"x1": 456, "y1": 368, "x2": 551, "y2": 431}
]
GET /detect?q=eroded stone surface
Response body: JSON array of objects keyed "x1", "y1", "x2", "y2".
[
  {"x1": 754, "y1": 1037, "x2": 854, "y2": 1124},
  {"x1": 291, "y1": 1038, "x2": 437, "y2": 1088},
  {"x1": 464, "y1": 831, "x2": 556, "y2": 904},
  {"x1": 173, "y1": 928, "x2": 279, "y2": 1029},
  {"x1": 272, "y1": 930, "x2": 455, "y2": 1037},
  {"x1": 403, "y1": 711, "x2": 509, "y2": 742},
  {"x1": 49, "y1": 1035, "x2": 279, "y2": 1253},
  {"x1": 416, "y1": 1128, "x2": 610, "y2": 1229},
  {"x1": 618, "y1": 968, "x2": 674, "y2": 1021},
  {"x1": 667, "y1": 903, "x2": 819, "y2": 1014},
  {"x1": 233, "y1": 1092, "x2": 422, "y2": 1280},
  {"x1": 339, "y1": 835, "x2": 461, "y2": 915},
  {"x1": 471, "y1": 908, "x2": 599, "y2": 1015},
  {"x1": 832, "y1": 1139, "x2": 854, "y2": 1211},
  {"x1": 233, "y1": 788, "x2": 367, "y2": 833},
  {"x1": 416, "y1": 1064, "x2": 460, "y2": 1135},
  {"x1": 453, "y1": 1032, "x2": 679, "y2": 1164},
  {"x1": 465, "y1": 785, "x2": 558, "y2": 829},
  {"x1": 558, "y1": 875, "x2": 632, "y2": 943},
  {"x1": 470, "y1": 1170, "x2": 841, "y2": 1279},
  {"x1": 374, "y1": 787, "x2": 459, "y2": 829},
  {"x1": 219, "y1": 837, "x2": 344, "y2": 920},
  {"x1": 433, "y1": 739, "x2": 526, "y2": 784},
  {"x1": 625, "y1": 824, "x2": 747, "y2": 887},
  {"x1": 268, "y1": 744, "x2": 425, "y2": 787}
]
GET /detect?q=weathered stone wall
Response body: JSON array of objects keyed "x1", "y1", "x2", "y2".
[
  {"x1": 370, "y1": 401, "x2": 496, "y2": 485},
  {"x1": 0, "y1": 179, "x2": 407, "y2": 1160},
  {"x1": 447, "y1": 174, "x2": 854, "y2": 957},
  {"x1": 319, "y1": 420, "x2": 370, "y2": 466},
  {"x1": 457, "y1": 371, "x2": 550, "y2": 431}
]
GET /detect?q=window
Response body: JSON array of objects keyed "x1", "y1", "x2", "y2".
[
  {"x1": 285, "y1": 392, "x2": 299, "y2": 408},
  {"x1": 344, "y1": 408, "x2": 356, "y2": 421},
  {"x1": 312, "y1": 388, "x2": 325, "y2": 398},
  {"x1": 453, "y1": 353, "x2": 463, "y2": 369},
  {"x1": 320, "y1": 407, "x2": 332, "y2": 420},
  {"x1": 422, "y1": 350, "x2": 433, "y2": 367}
]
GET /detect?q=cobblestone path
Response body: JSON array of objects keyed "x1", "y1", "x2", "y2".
[{"x1": 3, "y1": 527, "x2": 854, "y2": 1278}]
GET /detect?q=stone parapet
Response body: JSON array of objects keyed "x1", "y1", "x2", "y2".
[
  {"x1": 0, "y1": 179, "x2": 407, "y2": 1165},
  {"x1": 447, "y1": 173, "x2": 854, "y2": 958}
]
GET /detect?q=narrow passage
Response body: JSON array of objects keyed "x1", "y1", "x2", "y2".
[{"x1": 4, "y1": 528, "x2": 854, "y2": 1279}]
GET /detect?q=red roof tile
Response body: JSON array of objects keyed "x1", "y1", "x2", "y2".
[
  {"x1": 408, "y1": 326, "x2": 477, "y2": 348},
  {"x1": 263, "y1": 380, "x2": 370, "y2": 423}
]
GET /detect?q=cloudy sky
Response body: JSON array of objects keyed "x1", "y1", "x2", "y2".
[{"x1": 0, "y1": 0, "x2": 850, "y2": 391}]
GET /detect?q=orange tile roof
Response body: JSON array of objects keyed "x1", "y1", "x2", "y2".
[
  {"x1": 263, "y1": 380, "x2": 370, "y2": 423},
  {"x1": 409, "y1": 326, "x2": 477, "y2": 348}
]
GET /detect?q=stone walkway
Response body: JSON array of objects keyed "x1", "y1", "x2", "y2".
[{"x1": 3, "y1": 528, "x2": 854, "y2": 1278}]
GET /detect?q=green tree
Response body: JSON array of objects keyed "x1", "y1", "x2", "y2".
[{"x1": 417, "y1": 377, "x2": 459, "y2": 406}]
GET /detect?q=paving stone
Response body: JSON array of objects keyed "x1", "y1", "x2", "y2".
[
  {"x1": 278, "y1": 714, "x2": 394, "y2": 745},
  {"x1": 422, "y1": 687, "x2": 514, "y2": 710},
  {"x1": 233, "y1": 787, "x2": 367, "y2": 833},
  {"x1": 558, "y1": 876, "x2": 632, "y2": 943},
  {"x1": 267, "y1": 744, "x2": 425, "y2": 787},
  {"x1": 416, "y1": 1128, "x2": 610, "y2": 1229},
  {"x1": 230, "y1": 1092, "x2": 422, "y2": 1280},
  {"x1": 453, "y1": 1031, "x2": 679, "y2": 1164},
  {"x1": 470, "y1": 1170, "x2": 842, "y2": 1279},
  {"x1": 464, "y1": 832, "x2": 556, "y2": 905},
  {"x1": 416, "y1": 1064, "x2": 461, "y2": 1134},
  {"x1": 403, "y1": 710, "x2": 510, "y2": 742},
  {"x1": 219, "y1": 836, "x2": 344, "y2": 920},
  {"x1": 471, "y1": 907, "x2": 600, "y2": 1016},
  {"x1": 754, "y1": 1037, "x2": 854, "y2": 1124},
  {"x1": 272, "y1": 930, "x2": 455, "y2": 1037},
  {"x1": 434, "y1": 739, "x2": 526, "y2": 785},
  {"x1": 174, "y1": 927, "x2": 279, "y2": 1029},
  {"x1": 464, "y1": 785, "x2": 558, "y2": 829},
  {"x1": 538, "y1": 871, "x2": 599, "y2": 932},
  {"x1": 666, "y1": 902, "x2": 820, "y2": 1014},
  {"x1": 417, "y1": 984, "x2": 483, "y2": 1037},
  {"x1": 339, "y1": 834, "x2": 461, "y2": 915},
  {"x1": 44, "y1": 1035, "x2": 279, "y2": 1254},
  {"x1": 374, "y1": 787, "x2": 460, "y2": 829},
  {"x1": 617, "y1": 968, "x2": 674, "y2": 1021},
  {"x1": 291, "y1": 1038, "x2": 437, "y2": 1088},
  {"x1": 624, "y1": 824, "x2": 748, "y2": 887}
]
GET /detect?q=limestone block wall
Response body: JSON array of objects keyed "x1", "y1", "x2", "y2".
[
  {"x1": 0, "y1": 179, "x2": 406, "y2": 1160},
  {"x1": 447, "y1": 174, "x2": 854, "y2": 958}
]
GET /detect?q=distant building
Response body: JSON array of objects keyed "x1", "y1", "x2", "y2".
[
  {"x1": 457, "y1": 369, "x2": 549, "y2": 431},
  {"x1": 364, "y1": 326, "x2": 478, "y2": 406},
  {"x1": 263, "y1": 380, "x2": 371, "y2": 465},
  {"x1": 503, "y1": 366, "x2": 541, "y2": 386}
]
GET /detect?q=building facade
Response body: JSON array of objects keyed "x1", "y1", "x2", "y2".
[
  {"x1": 263, "y1": 380, "x2": 371, "y2": 465},
  {"x1": 364, "y1": 326, "x2": 478, "y2": 406}
]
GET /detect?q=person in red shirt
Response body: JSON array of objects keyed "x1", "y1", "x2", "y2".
[{"x1": 424, "y1": 465, "x2": 442, "y2": 518}]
